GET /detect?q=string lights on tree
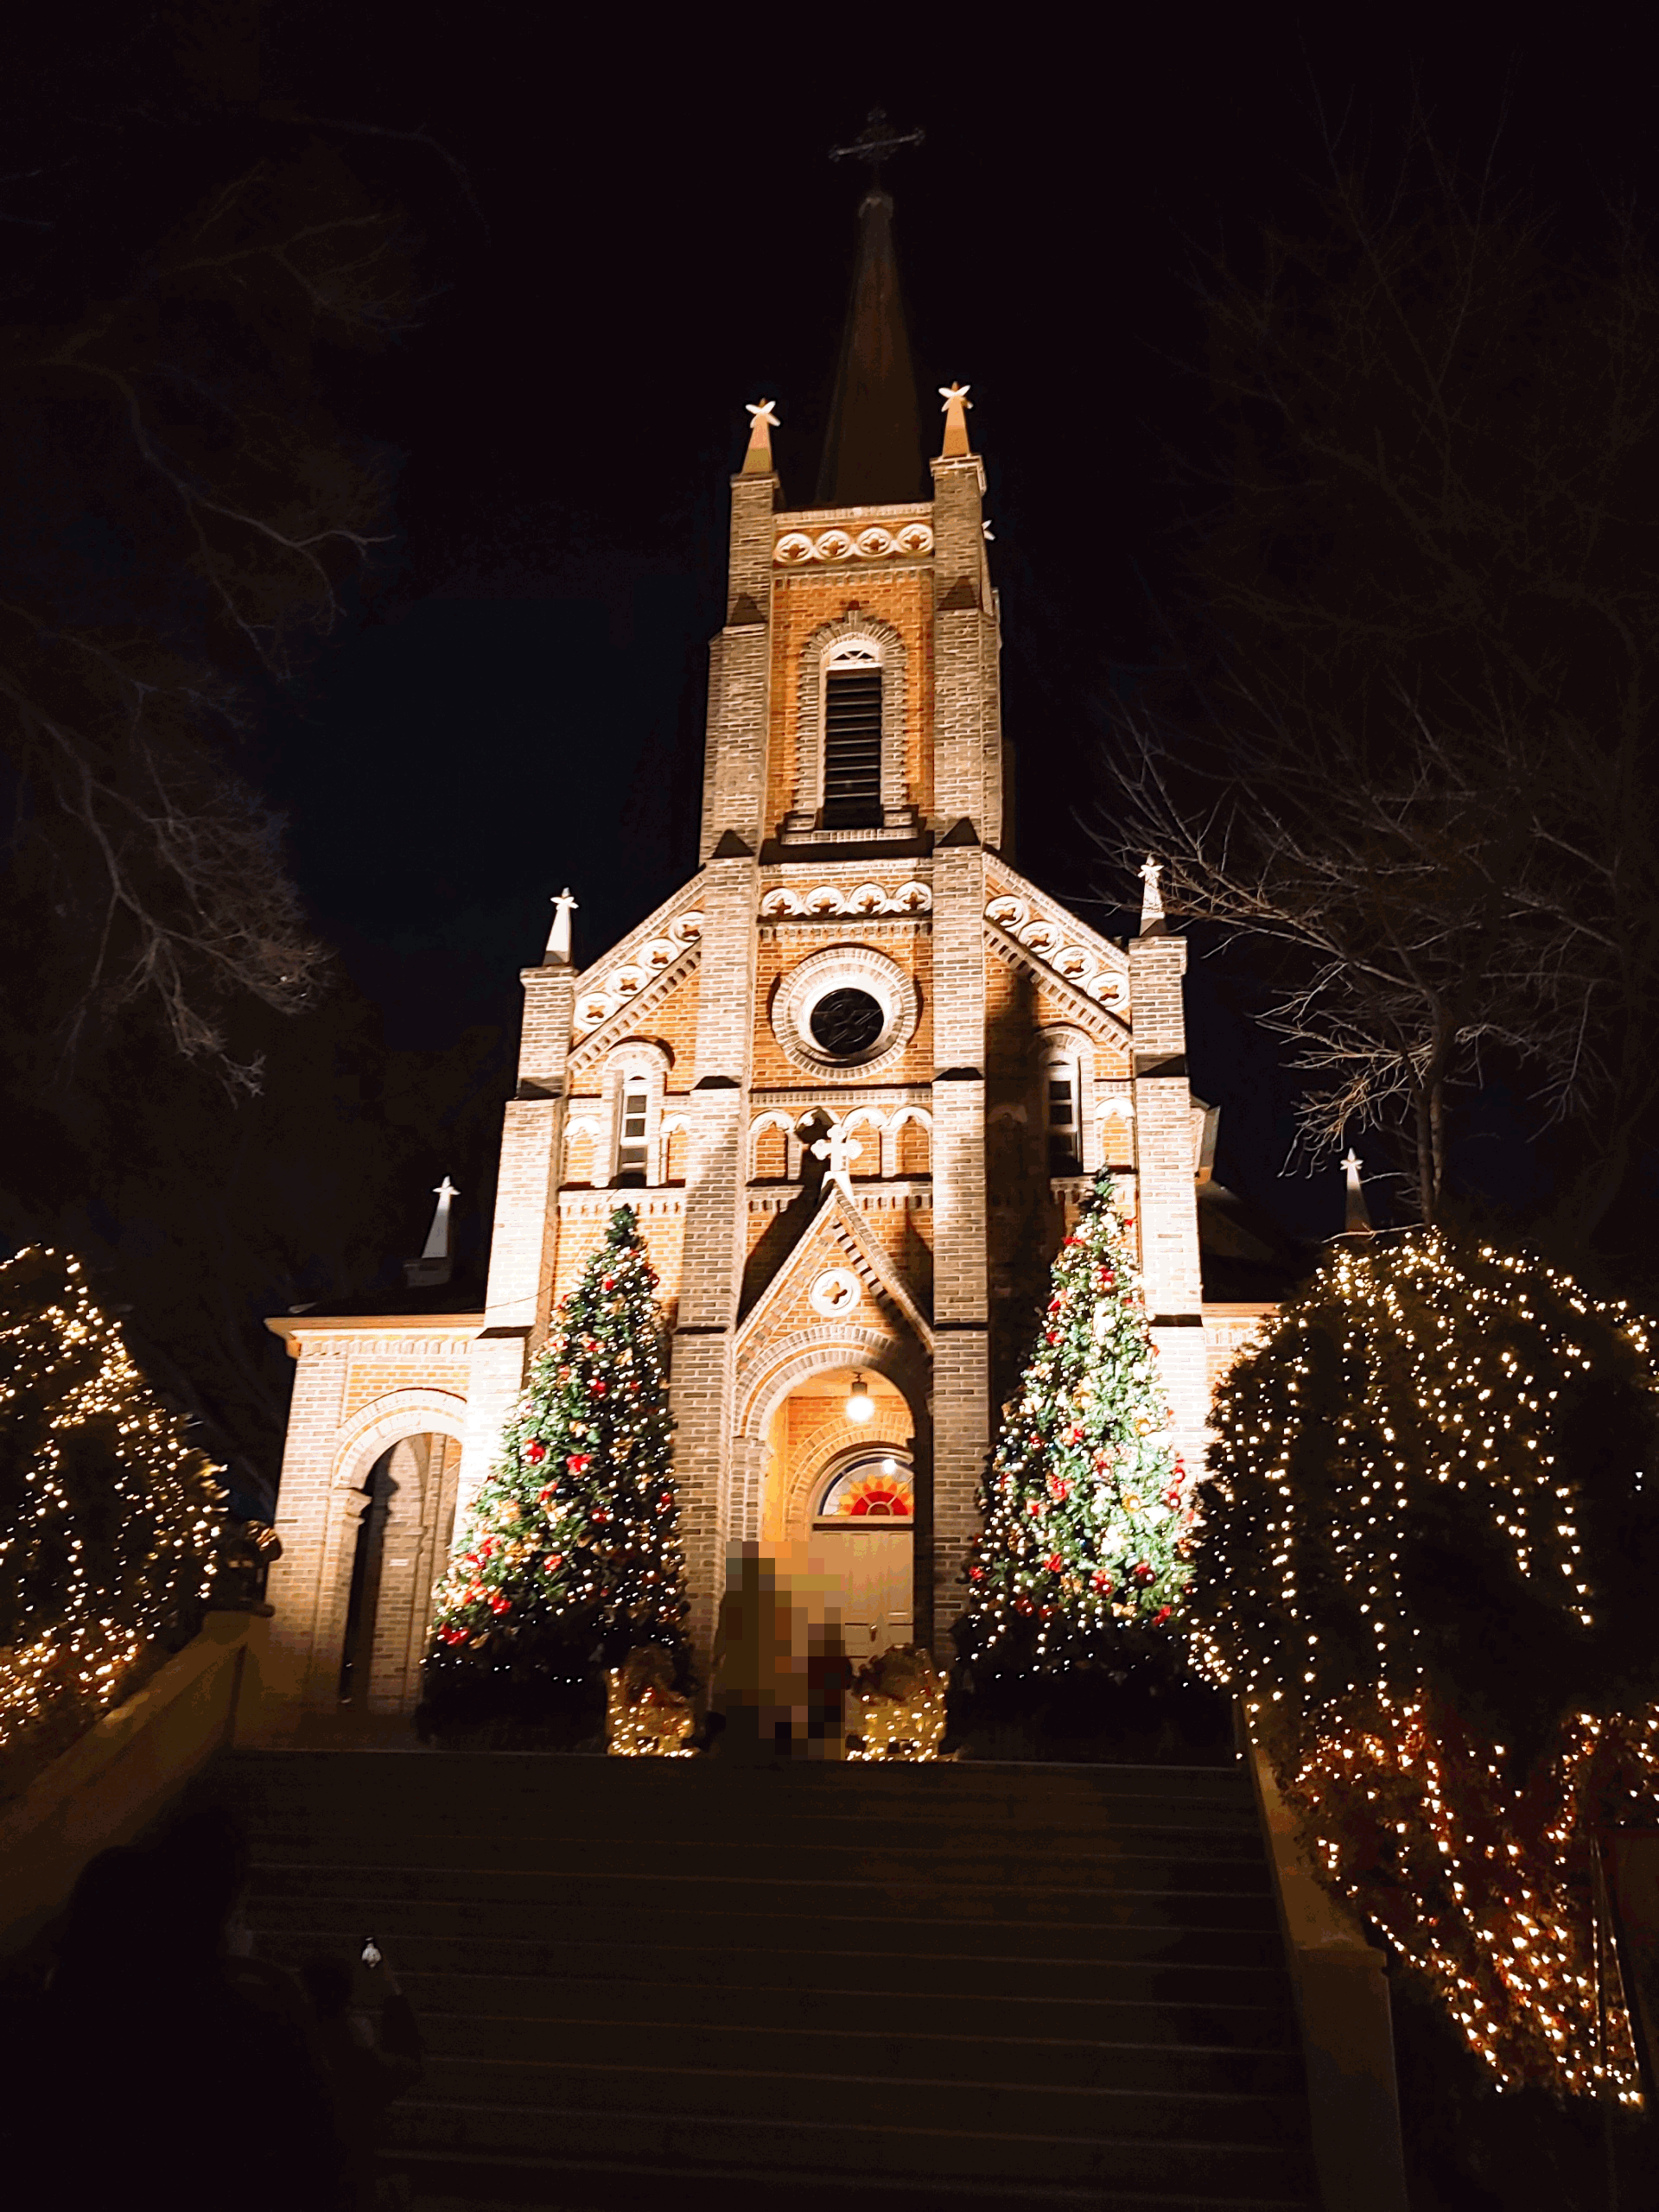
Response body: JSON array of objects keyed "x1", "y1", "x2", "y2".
[
  {"x1": 0, "y1": 1247, "x2": 226, "y2": 1780},
  {"x1": 958, "y1": 1173, "x2": 1193, "y2": 1685},
  {"x1": 1192, "y1": 1230, "x2": 1659, "y2": 2098},
  {"x1": 420, "y1": 1205, "x2": 689, "y2": 1734}
]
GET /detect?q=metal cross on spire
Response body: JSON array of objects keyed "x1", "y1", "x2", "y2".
[{"x1": 829, "y1": 106, "x2": 925, "y2": 184}]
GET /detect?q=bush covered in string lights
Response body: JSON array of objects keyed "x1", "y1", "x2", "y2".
[
  {"x1": 417, "y1": 1205, "x2": 689, "y2": 1738},
  {"x1": 957, "y1": 1173, "x2": 1198, "y2": 1697},
  {"x1": 0, "y1": 1247, "x2": 226, "y2": 1789},
  {"x1": 1192, "y1": 1230, "x2": 1659, "y2": 2098}
]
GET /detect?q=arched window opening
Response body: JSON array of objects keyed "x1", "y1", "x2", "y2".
[
  {"x1": 895, "y1": 1116, "x2": 931, "y2": 1177},
  {"x1": 848, "y1": 1116, "x2": 882, "y2": 1178},
  {"x1": 1046, "y1": 1062, "x2": 1082, "y2": 1176},
  {"x1": 822, "y1": 649, "x2": 883, "y2": 828},
  {"x1": 615, "y1": 1075, "x2": 650, "y2": 1185},
  {"x1": 753, "y1": 1122, "x2": 788, "y2": 1181}
]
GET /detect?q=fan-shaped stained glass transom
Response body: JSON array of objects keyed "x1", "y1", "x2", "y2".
[{"x1": 817, "y1": 1454, "x2": 914, "y2": 1521}]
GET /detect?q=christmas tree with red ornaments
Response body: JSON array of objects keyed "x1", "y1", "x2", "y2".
[
  {"x1": 418, "y1": 1204, "x2": 687, "y2": 1732},
  {"x1": 958, "y1": 1172, "x2": 1194, "y2": 1688}
]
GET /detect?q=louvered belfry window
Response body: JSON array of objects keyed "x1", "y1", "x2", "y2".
[{"x1": 821, "y1": 665, "x2": 883, "y2": 827}]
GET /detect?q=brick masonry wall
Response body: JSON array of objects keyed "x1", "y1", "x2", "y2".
[{"x1": 345, "y1": 1363, "x2": 469, "y2": 1421}]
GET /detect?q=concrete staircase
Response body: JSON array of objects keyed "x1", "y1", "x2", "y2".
[{"x1": 214, "y1": 1750, "x2": 1319, "y2": 2211}]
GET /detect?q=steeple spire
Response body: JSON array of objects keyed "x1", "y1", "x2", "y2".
[{"x1": 816, "y1": 111, "x2": 926, "y2": 507}]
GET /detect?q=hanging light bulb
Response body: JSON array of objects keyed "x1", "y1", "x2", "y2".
[{"x1": 846, "y1": 1375, "x2": 875, "y2": 1424}]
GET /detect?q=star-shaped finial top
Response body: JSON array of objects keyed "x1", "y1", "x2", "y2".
[
  {"x1": 938, "y1": 380, "x2": 974, "y2": 460},
  {"x1": 746, "y1": 398, "x2": 779, "y2": 429}
]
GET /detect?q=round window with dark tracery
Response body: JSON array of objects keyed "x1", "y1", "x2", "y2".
[{"x1": 809, "y1": 987, "x2": 886, "y2": 1059}]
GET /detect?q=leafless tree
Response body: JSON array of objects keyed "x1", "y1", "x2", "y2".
[
  {"x1": 1117, "y1": 129, "x2": 1659, "y2": 1237},
  {"x1": 1, "y1": 143, "x2": 414, "y2": 1088}
]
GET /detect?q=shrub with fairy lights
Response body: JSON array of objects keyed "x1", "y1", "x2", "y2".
[
  {"x1": 417, "y1": 1205, "x2": 689, "y2": 1736},
  {"x1": 1192, "y1": 1230, "x2": 1659, "y2": 2098},
  {"x1": 0, "y1": 1247, "x2": 226, "y2": 1785},
  {"x1": 957, "y1": 1173, "x2": 1197, "y2": 1692}
]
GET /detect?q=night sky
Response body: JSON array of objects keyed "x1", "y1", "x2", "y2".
[{"x1": 8, "y1": 10, "x2": 1659, "y2": 1498}]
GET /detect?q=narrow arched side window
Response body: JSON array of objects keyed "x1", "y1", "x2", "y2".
[
  {"x1": 602, "y1": 1044, "x2": 671, "y2": 1188},
  {"x1": 1043, "y1": 1053, "x2": 1083, "y2": 1177},
  {"x1": 821, "y1": 638, "x2": 883, "y2": 828}
]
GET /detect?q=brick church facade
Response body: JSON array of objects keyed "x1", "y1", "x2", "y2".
[{"x1": 258, "y1": 185, "x2": 1268, "y2": 1725}]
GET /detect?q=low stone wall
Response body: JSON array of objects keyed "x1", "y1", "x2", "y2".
[
  {"x1": 1243, "y1": 1719, "x2": 1409, "y2": 2212},
  {"x1": 0, "y1": 1611, "x2": 264, "y2": 1961}
]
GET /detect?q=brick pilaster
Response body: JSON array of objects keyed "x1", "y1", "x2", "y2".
[
  {"x1": 928, "y1": 836, "x2": 990, "y2": 1657},
  {"x1": 671, "y1": 840, "x2": 758, "y2": 1651},
  {"x1": 930, "y1": 453, "x2": 1001, "y2": 843},
  {"x1": 1128, "y1": 929, "x2": 1209, "y2": 1474},
  {"x1": 700, "y1": 472, "x2": 776, "y2": 858},
  {"x1": 261, "y1": 1345, "x2": 351, "y2": 1731}
]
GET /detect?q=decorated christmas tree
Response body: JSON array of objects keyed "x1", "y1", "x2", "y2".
[
  {"x1": 418, "y1": 1204, "x2": 688, "y2": 1734},
  {"x1": 958, "y1": 1173, "x2": 1195, "y2": 1690},
  {"x1": 1, "y1": 1246, "x2": 226, "y2": 1789}
]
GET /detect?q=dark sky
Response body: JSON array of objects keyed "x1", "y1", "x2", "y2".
[{"x1": 11, "y1": 8, "x2": 1659, "y2": 1495}]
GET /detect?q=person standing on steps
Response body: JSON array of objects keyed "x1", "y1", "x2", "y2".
[
  {"x1": 300, "y1": 1939, "x2": 424, "y2": 2210},
  {"x1": 707, "y1": 1540, "x2": 805, "y2": 1759}
]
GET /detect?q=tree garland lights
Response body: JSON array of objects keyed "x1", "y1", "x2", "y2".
[
  {"x1": 0, "y1": 1247, "x2": 226, "y2": 1773},
  {"x1": 959, "y1": 1173, "x2": 1193, "y2": 1681},
  {"x1": 422, "y1": 1205, "x2": 688, "y2": 1719},
  {"x1": 1192, "y1": 1230, "x2": 1659, "y2": 2097}
]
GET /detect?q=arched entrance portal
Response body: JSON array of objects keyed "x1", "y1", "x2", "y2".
[
  {"x1": 335, "y1": 1431, "x2": 462, "y2": 1715},
  {"x1": 759, "y1": 1364, "x2": 918, "y2": 1658}
]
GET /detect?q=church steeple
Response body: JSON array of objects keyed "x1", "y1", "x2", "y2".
[{"x1": 816, "y1": 113, "x2": 926, "y2": 507}]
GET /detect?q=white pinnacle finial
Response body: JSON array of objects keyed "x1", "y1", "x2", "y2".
[
  {"x1": 742, "y1": 398, "x2": 779, "y2": 474},
  {"x1": 1342, "y1": 1149, "x2": 1373, "y2": 1236},
  {"x1": 938, "y1": 382, "x2": 972, "y2": 459},
  {"x1": 422, "y1": 1177, "x2": 459, "y2": 1262},
  {"x1": 1138, "y1": 855, "x2": 1166, "y2": 937},
  {"x1": 546, "y1": 887, "x2": 578, "y2": 964}
]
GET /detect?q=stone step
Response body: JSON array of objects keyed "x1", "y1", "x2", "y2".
[
  {"x1": 246, "y1": 1892, "x2": 1280, "y2": 1970},
  {"x1": 240, "y1": 1826, "x2": 1275, "y2": 1892},
  {"x1": 225, "y1": 1750, "x2": 1251, "y2": 1796},
  {"x1": 388, "y1": 2094, "x2": 1317, "y2": 2199},
  {"x1": 397, "y1": 2146, "x2": 1313, "y2": 2212},
  {"x1": 245, "y1": 1860, "x2": 1280, "y2": 1940},
  {"x1": 245, "y1": 1922, "x2": 1293, "y2": 2007},
  {"x1": 414, "y1": 2011, "x2": 1306, "y2": 2097},
  {"x1": 414, "y1": 2050, "x2": 1309, "y2": 2147},
  {"x1": 219, "y1": 1753, "x2": 1258, "y2": 1826},
  {"x1": 385, "y1": 1969, "x2": 1300, "y2": 2052}
]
